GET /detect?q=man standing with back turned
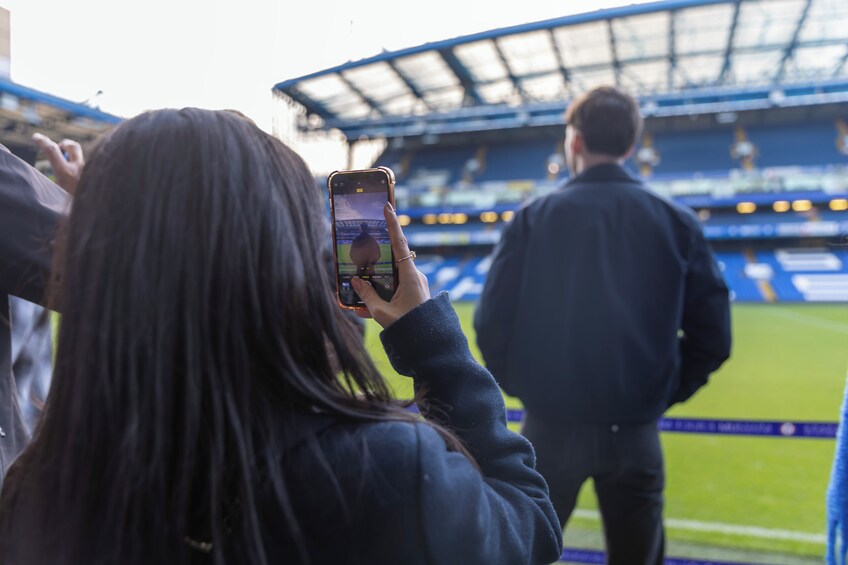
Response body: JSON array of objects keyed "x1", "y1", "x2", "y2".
[{"x1": 474, "y1": 87, "x2": 731, "y2": 564}]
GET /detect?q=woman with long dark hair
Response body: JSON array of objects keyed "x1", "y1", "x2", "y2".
[{"x1": 0, "y1": 108, "x2": 561, "y2": 565}]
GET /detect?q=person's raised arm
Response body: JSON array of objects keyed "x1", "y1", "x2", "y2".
[
  {"x1": 353, "y1": 204, "x2": 562, "y2": 564},
  {"x1": 0, "y1": 145, "x2": 69, "y2": 306}
]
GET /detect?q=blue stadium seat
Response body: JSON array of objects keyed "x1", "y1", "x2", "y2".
[
  {"x1": 403, "y1": 146, "x2": 477, "y2": 186},
  {"x1": 748, "y1": 122, "x2": 847, "y2": 168},
  {"x1": 751, "y1": 251, "x2": 805, "y2": 301},
  {"x1": 415, "y1": 249, "x2": 848, "y2": 303},
  {"x1": 421, "y1": 256, "x2": 463, "y2": 294},
  {"x1": 762, "y1": 248, "x2": 848, "y2": 301},
  {"x1": 476, "y1": 138, "x2": 562, "y2": 182},
  {"x1": 647, "y1": 129, "x2": 737, "y2": 174},
  {"x1": 373, "y1": 149, "x2": 407, "y2": 178},
  {"x1": 437, "y1": 256, "x2": 489, "y2": 301},
  {"x1": 713, "y1": 252, "x2": 764, "y2": 302}
]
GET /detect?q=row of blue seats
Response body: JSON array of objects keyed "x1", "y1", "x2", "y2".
[
  {"x1": 414, "y1": 249, "x2": 848, "y2": 303},
  {"x1": 651, "y1": 122, "x2": 846, "y2": 174},
  {"x1": 379, "y1": 138, "x2": 559, "y2": 185},
  {"x1": 712, "y1": 252, "x2": 763, "y2": 302},
  {"x1": 376, "y1": 121, "x2": 848, "y2": 184}
]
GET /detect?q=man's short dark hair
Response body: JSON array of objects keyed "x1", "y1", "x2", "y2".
[{"x1": 565, "y1": 86, "x2": 642, "y2": 158}]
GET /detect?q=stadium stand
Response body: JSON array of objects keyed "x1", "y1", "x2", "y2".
[
  {"x1": 370, "y1": 138, "x2": 848, "y2": 304},
  {"x1": 748, "y1": 121, "x2": 846, "y2": 169},
  {"x1": 714, "y1": 251, "x2": 762, "y2": 302},
  {"x1": 472, "y1": 138, "x2": 560, "y2": 182},
  {"x1": 375, "y1": 121, "x2": 848, "y2": 185},
  {"x1": 375, "y1": 140, "x2": 561, "y2": 185},
  {"x1": 417, "y1": 245, "x2": 848, "y2": 304},
  {"x1": 369, "y1": 116, "x2": 848, "y2": 304},
  {"x1": 648, "y1": 129, "x2": 738, "y2": 174},
  {"x1": 766, "y1": 248, "x2": 848, "y2": 301},
  {"x1": 276, "y1": 0, "x2": 848, "y2": 309},
  {"x1": 401, "y1": 144, "x2": 477, "y2": 186},
  {"x1": 415, "y1": 248, "x2": 848, "y2": 304},
  {"x1": 0, "y1": 76, "x2": 119, "y2": 165}
]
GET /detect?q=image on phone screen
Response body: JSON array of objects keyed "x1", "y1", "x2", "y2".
[{"x1": 331, "y1": 176, "x2": 396, "y2": 306}]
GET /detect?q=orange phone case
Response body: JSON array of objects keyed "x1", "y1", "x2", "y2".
[{"x1": 327, "y1": 167, "x2": 397, "y2": 310}]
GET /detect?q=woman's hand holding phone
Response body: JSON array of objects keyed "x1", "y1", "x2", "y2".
[{"x1": 351, "y1": 202, "x2": 430, "y2": 328}]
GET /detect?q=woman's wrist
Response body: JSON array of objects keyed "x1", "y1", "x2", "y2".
[{"x1": 379, "y1": 293, "x2": 461, "y2": 377}]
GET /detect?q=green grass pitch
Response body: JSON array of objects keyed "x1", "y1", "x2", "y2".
[
  {"x1": 363, "y1": 301, "x2": 848, "y2": 561},
  {"x1": 336, "y1": 243, "x2": 393, "y2": 275}
]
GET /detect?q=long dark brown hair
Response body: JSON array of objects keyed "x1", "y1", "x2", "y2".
[{"x1": 0, "y1": 108, "x2": 463, "y2": 565}]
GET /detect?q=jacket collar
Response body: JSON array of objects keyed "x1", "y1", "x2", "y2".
[{"x1": 565, "y1": 163, "x2": 640, "y2": 187}]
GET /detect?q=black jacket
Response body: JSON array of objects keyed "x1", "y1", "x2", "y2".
[
  {"x1": 474, "y1": 164, "x2": 731, "y2": 425},
  {"x1": 0, "y1": 239, "x2": 561, "y2": 561},
  {"x1": 0, "y1": 147, "x2": 68, "y2": 480},
  {"x1": 250, "y1": 293, "x2": 562, "y2": 564},
  {"x1": 0, "y1": 299, "x2": 561, "y2": 565}
]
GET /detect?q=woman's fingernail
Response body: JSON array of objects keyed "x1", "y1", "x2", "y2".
[
  {"x1": 386, "y1": 202, "x2": 394, "y2": 213},
  {"x1": 351, "y1": 278, "x2": 362, "y2": 289}
]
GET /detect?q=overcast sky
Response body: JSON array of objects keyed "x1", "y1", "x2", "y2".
[
  {"x1": 0, "y1": 0, "x2": 643, "y2": 130},
  {"x1": 334, "y1": 192, "x2": 389, "y2": 222}
]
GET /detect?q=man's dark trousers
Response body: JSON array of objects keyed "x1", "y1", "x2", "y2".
[{"x1": 523, "y1": 414, "x2": 664, "y2": 565}]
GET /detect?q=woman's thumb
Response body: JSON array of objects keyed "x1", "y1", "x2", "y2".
[{"x1": 352, "y1": 278, "x2": 381, "y2": 310}]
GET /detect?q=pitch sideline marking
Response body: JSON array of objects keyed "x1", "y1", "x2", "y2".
[
  {"x1": 571, "y1": 509, "x2": 825, "y2": 544},
  {"x1": 760, "y1": 307, "x2": 848, "y2": 336}
]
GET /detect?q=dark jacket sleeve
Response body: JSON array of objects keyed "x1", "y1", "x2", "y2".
[
  {"x1": 0, "y1": 146, "x2": 69, "y2": 306},
  {"x1": 473, "y1": 207, "x2": 529, "y2": 394},
  {"x1": 672, "y1": 226, "x2": 732, "y2": 404},
  {"x1": 381, "y1": 293, "x2": 562, "y2": 565}
]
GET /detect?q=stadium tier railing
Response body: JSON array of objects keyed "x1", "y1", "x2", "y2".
[{"x1": 392, "y1": 165, "x2": 848, "y2": 214}]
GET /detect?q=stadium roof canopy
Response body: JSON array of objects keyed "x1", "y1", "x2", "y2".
[
  {"x1": 273, "y1": 0, "x2": 848, "y2": 140},
  {"x1": 0, "y1": 76, "x2": 120, "y2": 149}
]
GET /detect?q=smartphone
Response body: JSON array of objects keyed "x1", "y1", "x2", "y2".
[{"x1": 328, "y1": 167, "x2": 397, "y2": 310}]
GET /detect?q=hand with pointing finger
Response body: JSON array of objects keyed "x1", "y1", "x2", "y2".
[
  {"x1": 351, "y1": 202, "x2": 430, "y2": 329},
  {"x1": 32, "y1": 133, "x2": 85, "y2": 194}
]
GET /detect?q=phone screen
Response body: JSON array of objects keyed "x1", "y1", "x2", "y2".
[{"x1": 329, "y1": 169, "x2": 397, "y2": 308}]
